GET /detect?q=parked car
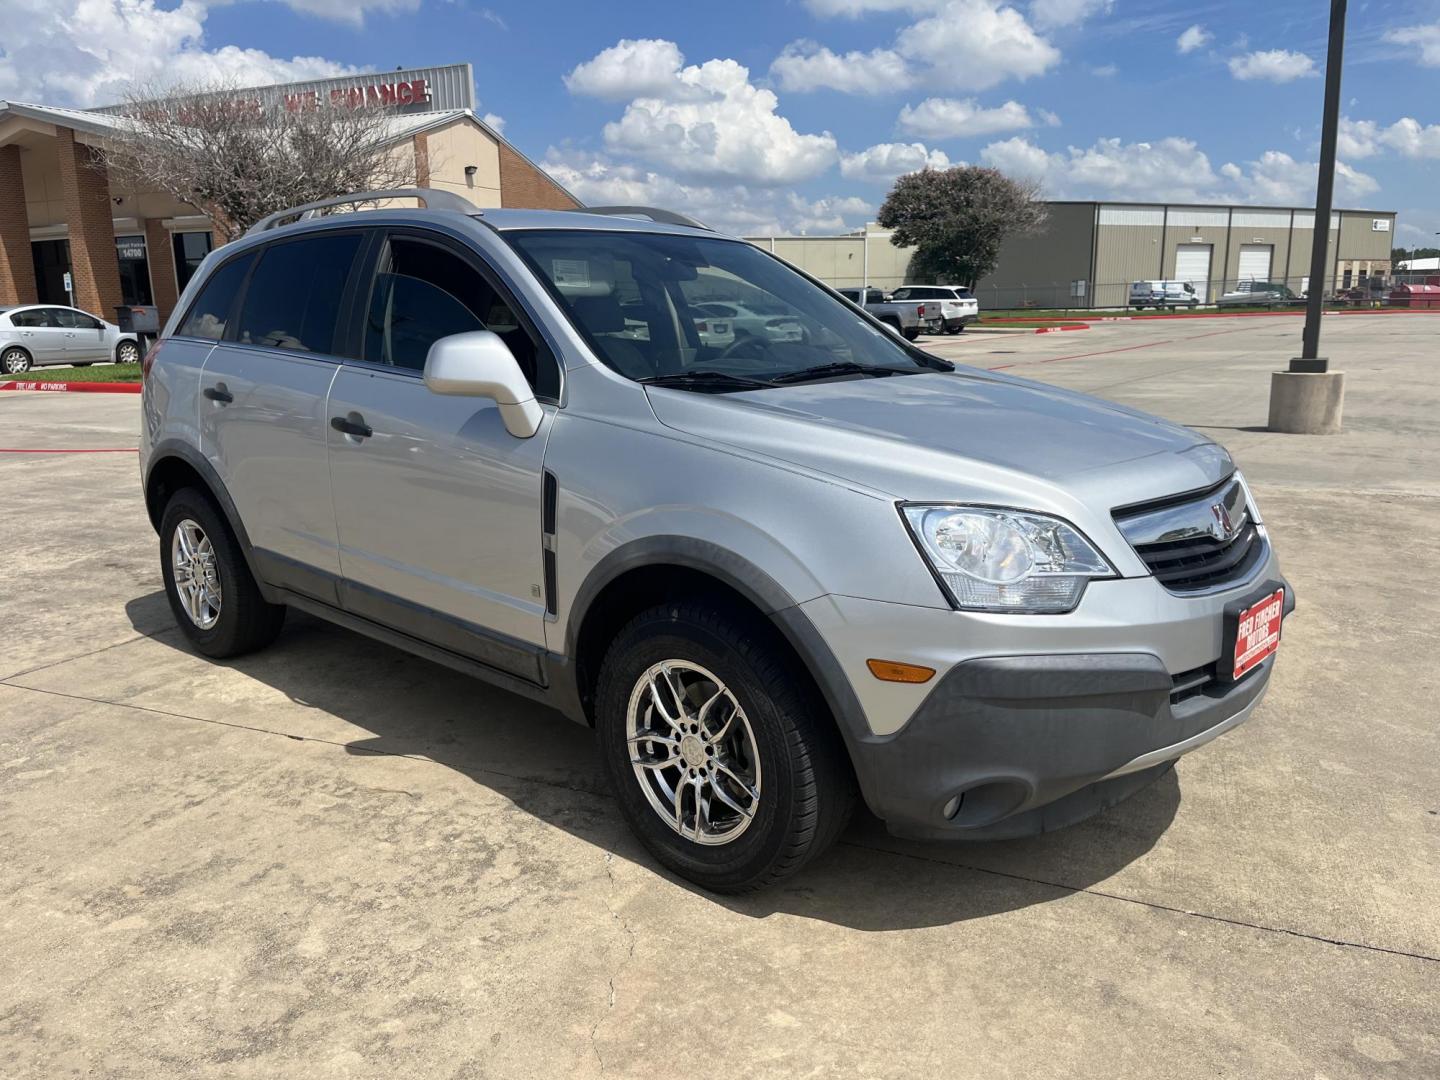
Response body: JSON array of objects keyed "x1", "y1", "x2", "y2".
[
  {"x1": 0, "y1": 304, "x2": 142, "y2": 374},
  {"x1": 890, "y1": 285, "x2": 979, "y2": 333},
  {"x1": 1215, "y1": 281, "x2": 1302, "y2": 308},
  {"x1": 836, "y1": 286, "x2": 942, "y2": 340},
  {"x1": 141, "y1": 192, "x2": 1293, "y2": 892},
  {"x1": 1128, "y1": 281, "x2": 1199, "y2": 310},
  {"x1": 691, "y1": 301, "x2": 801, "y2": 346}
]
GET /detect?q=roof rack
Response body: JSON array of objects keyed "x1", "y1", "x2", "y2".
[
  {"x1": 245, "y1": 188, "x2": 479, "y2": 236},
  {"x1": 574, "y1": 206, "x2": 714, "y2": 232}
]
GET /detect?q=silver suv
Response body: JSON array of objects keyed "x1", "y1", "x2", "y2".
[{"x1": 139, "y1": 191, "x2": 1294, "y2": 892}]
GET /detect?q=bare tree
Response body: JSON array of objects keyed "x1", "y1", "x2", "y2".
[
  {"x1": 877, "y1": 166, "x2": 1048, "y2": 287},
  {"x1": 98, "y1": 81, "x2": 420, "y2": 241}
]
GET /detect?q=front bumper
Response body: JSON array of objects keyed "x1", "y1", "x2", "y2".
[{"x1": 798, "y1": 558, "x2": 1294, "y2": 839}]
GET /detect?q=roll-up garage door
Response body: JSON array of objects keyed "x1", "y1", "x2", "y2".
[
  {"x1": 1175, "y1": 244, "x2": 1213, "y2": 304},
  {"x1": 1239, "y1": 244, "x2": 1274, "y2": 285}
]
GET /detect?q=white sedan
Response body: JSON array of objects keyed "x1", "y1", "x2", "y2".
[{"x1": 0, "y1": 304, "x2": 142, "y2": 374}]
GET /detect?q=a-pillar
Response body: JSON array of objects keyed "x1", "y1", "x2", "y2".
[
  {"x1": 0, "y1": 144, "x2": 37, "y2": 306},
  {"x1": 144, "y1": 218, "x2": 179, "y2": 321},
  {"x1": 55, "y1": 126, "x2": 123, "y2": 318}
]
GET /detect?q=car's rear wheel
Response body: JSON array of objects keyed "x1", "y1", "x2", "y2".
[
  {"x1": 2, "y1": 347, "x2": 31, "y2": 375},
  {"x1": 116, "y1": 340, "x2": 140, "y2": 365},
  {"x1": 902, "y1": 327, "x2": 920, "y2": 341},
  {"x1": 159, "y1": 487, "x2": 285, "y2": 658},
  {"x1": 595, "y1": 601, "x2": 854, "y2": 893}
]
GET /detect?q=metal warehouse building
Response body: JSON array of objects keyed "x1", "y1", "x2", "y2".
[{"x1": 748, "y1": 201, "x2": 1398, "y2": 309}]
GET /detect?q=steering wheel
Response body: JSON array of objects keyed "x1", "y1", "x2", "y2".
[{"x1": 712, "y1": 335, "x2": 769, "y2": 363}]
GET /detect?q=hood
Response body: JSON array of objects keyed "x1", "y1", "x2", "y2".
[{"x1": 647, "y1": 368, "x2": 1230, "y2": 509}]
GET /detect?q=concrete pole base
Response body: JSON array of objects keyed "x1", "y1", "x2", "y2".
[{"x1": 1268, "y1": 369, "x2": 1345, "y2": 434}]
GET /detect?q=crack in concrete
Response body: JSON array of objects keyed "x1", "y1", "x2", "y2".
[{"x1": 589, "y1": 847, "x2": 638, "y2": 1073}]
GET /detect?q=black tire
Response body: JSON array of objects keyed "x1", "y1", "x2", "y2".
[
  {"x1": 595, "y1": 601, "x2": 855, "y2": 893},
  {"x1": 953, "y1": 323, "x2": 966, "y2": 333},
  {"x1": 2, "y1": 346, "x2": 31, "y2": 375},
  {"x1": 902, "y1": 327, "x2": 920, "y2": 341},
  {"x1": 159, "y1": 487, "x2": 285, "y2": 658},
  {"x1": 116, "y1": 340, "x2": 141, "y2": 365}
]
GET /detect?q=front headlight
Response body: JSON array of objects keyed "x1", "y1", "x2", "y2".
[{"x1": 901, "y1": 505, "x2": 1115, "y2": 614}]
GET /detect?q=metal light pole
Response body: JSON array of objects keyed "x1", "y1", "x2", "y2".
[{"x1": 1270, "y1": 0, "x2": 1348, "y2": 433}]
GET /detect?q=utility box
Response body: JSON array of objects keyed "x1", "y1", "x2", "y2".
[{"x1": 114, "y1": 305, "x2": 160, "y2": 334}]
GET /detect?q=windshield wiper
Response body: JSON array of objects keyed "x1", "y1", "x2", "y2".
[
  {"x1": 639, "y1": 371, "x2": 774, "y2": 392},
  {"x1": 768, "y1": 361, "x2": 909, "y2": 385}
]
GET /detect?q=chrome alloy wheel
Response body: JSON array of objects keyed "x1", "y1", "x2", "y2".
[
  {"x1": 171, "y1": 518, "x2": 222, "y2": 630},
  {"x1": 2, "y1": 347, "x2": 30, "y2": 374},
  {"x1": 625, "y1": 660, "x2": 762, "y2": 846},
  {"x1": 117, "y1": 340, "x2": 140, "y2": 364}
]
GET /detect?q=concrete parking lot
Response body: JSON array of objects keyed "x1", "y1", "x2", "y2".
[{"x1": 2, "y1": 313, "x2": 1437, "y2": 1078}]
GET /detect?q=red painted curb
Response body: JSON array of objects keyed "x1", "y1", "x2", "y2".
[{"x1": 0, "y1": 380, "x2": 142, "y2": 394}]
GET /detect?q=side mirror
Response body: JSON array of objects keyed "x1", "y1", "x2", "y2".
[{"x1": 423, "y1": 330, "x2": 543, "y2": 439}]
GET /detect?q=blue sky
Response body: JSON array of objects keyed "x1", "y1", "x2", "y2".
[{"x1": 2, "y1": 0, "x2": 1437, "y2": 242}]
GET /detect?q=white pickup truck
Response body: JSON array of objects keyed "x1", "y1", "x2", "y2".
[
  {"x1": 836, "y1": 287, "x2": 943, "y2": 341},
  {"x1": 890, "y1": 285, "x2": 980, "y2": 334}
]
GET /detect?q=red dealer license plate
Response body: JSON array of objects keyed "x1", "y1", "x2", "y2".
[{"x1": 1230, "y1": 587, "x2": 1285, "y2": 680}]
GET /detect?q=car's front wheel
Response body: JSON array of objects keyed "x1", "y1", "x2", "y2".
[
  {"x1": 2, "y1": 347, "x2": 31, "y2": 375},
  {"x1": 116, "y1": 340, "x2": 140, "y2": 365},
  {"x1": 159, "y1": 487, "x2": 286, "y2": 658},
  {"x1": 595, "y1": 602, "x2": 854, "y2": 892}
]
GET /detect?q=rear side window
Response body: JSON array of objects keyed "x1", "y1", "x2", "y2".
[
  {"x1": 9, "y1": 309, "x2": 52, "y2": 328},
  {"x1": 178, "y1": 253, "x2": 255, "y2": 340},
  {"x1": 234, "y1": 233, "x2": 362, "y2": 355},
  {"x1": 54, "y1": 309, "x2": 102, "y2": 329}
]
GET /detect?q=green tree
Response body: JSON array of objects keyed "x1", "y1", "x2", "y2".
[{"x1": 877, "y1": 166, "x2": 1047, "y2": 286}]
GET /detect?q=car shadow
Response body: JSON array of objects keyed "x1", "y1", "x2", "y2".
[{"x1": 125, "y1": 593, "x2": 1180, "y2": 931}]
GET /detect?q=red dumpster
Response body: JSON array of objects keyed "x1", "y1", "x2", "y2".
[{"x1": 1387, "y1": 283, "x2": 1440, "y2": 309}]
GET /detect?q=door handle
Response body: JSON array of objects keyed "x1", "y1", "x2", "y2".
[
  {"x1": 203, "y1": 385, "x2": 233, "y2": 404},
  {"x1": 331, "y1": 414, "x2": 373, "y2": 439}
]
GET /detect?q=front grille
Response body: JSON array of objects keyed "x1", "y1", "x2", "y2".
[
  {"x1": 1134, "y1": 519, "x2": 1263, "y2": 590},
  {"x1": 1114, "y1": 476, "x2": 1264, "y2": 593},
  {"x1": 1169, "y1": 662, "x2": 1219, "y2": 705}
]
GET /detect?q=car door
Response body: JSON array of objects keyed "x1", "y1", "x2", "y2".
[
  {"x1": 194, "y1": 230, "x2": 366, "y2": 602},
  {"x1": 14, "y1": 308, "x2": 69, "y2": 364},
  {"x1": 52, "y1": 308, "x2": 107, "y2": 361},
  {"x1": 325, "y1": 228, "x2": 560, "y2": 674}
]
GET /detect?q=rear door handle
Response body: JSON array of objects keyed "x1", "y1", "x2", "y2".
[
  {"x1": 203, "y1": 385, "x2": 233, "y2": 404},
  {"x1": 331, "y1": 414, "x2": 373, "y2": 439}
]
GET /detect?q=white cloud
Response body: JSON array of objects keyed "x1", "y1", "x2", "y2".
[
  {"x1": 896, "y1": 2, "x2": 1061, "y2": 90},
  {"x1": 271, "y1": 0, "x2": 420, "y2": 26},
  {"x1": 565, "y1": 41, "x2": 839, "y2": 186},
  {"x1": 1339, "y1": 116, "x2": 1440, "y2": 160},
  {"x1": 1243, "y1": 150, "x2": 1378, "y2": 203},
  {"x1": 980, "y1": 134, "x2": 1378, "y2": 204},
  {"x1": 1089, "y1": 63, "x2": 1117, "y2": 77},
  {"x1": 1385, "y1": 22, "x2": 1440, "y2": 67},
  {"x1": 481, "y1": 112, "x2": 506, "y2": 133},
  {"x1": 563, "y1": 39, "x2": 689, "y2": 102},
  {"x1": 1228, "y1": 50, "x2": 1317, "y2": 83},
  {"x1": 897, "y1": 97, "x2": 1038, "y2": 138},
  {"x1": 0, "y1": 0, "x2": 354, "y2": 108},
  {"x1": 770, "y1": 42, "x2": 914, "y2": 94},
  {"x1": 1176, "y1": 24, "x2": 1210, "y2": 54},
  {"x1": 1029, "y1": 0, "x2": 1112, "y2": 29},
  {"x1": 774, "y1": 1, "x2": 1060, "y2": 96},
  {"x1": 541, "y1": 152, "x2": 872, "y2": 235},
  {"x1": 840, "y1": 141, "x2": 951, "y2": 183}
]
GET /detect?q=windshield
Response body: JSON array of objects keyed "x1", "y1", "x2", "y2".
[{"x1": 506, "y1": 230, "x2": 944, "y2": 388}]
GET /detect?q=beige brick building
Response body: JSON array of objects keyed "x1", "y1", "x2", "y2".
[{"x1": 0, "y1": 64, "x2": 577, "y2": 323}]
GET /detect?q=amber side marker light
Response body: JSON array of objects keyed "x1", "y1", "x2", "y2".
[{"x1": 866, "y1": 659, "x2": 936, "y2": 684}]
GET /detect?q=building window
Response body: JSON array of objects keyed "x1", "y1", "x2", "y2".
[
  {"x1": 115, "y1": 234, "x2": 153, "y2": 307},
  {"x1": 172, "y1": 231, "x2": 215, "y2": 294}
]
